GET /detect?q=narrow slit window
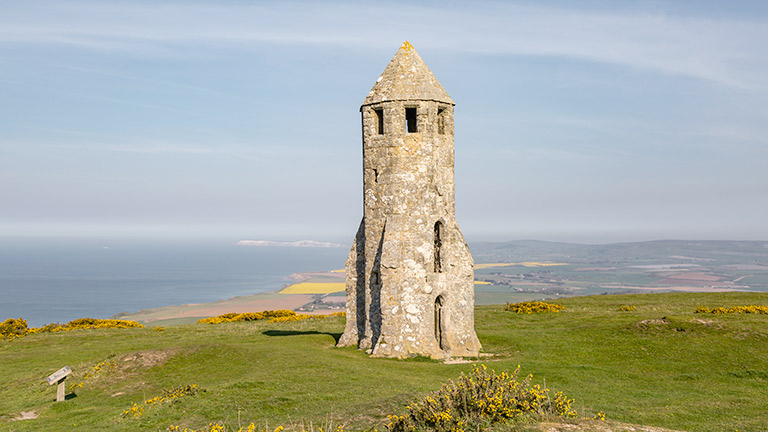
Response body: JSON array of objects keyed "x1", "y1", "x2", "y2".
[
  {"x1": 374, "y1": 108, "x2": 384, "y2": 134},
  {"x1": 434, "y1": 296, "x2": 444, "y2": 348},
  {"x1": 434, "y1": 221, "x2": 443, "y2": 273},
  {"x1": 437, "y1": 108, "x2": 446, "y2": 134},
  {"x1": 405, "y1": 107, "x2": 418, "y2": 133}
]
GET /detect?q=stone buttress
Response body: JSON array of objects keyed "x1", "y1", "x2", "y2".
[{"x1": 337, "y1": 42, "x2": 481, "y2": 358}]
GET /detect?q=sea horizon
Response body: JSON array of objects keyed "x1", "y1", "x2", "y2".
[{"x1": 0, "y1": 236, "x2": 349, "y2": 327}]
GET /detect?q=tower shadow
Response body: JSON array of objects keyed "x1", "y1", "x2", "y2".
[
  {"x1": 261, "y1": 330, "x2": 342, "y2": 344},
  {"x1": 369, "y1": 226, "x2": 385, "y2": 349}
]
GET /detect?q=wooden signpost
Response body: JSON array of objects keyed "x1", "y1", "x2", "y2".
[{"x1": 46, "y1": 366, "x2": 72, "y2": 402}]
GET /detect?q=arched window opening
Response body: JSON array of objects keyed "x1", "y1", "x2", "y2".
[
  {"x1": 437, "y1": 107, "x2": 446, "y2": 134},
  {"x1": 434, "y1": 221, "x2": 443, "y2": 273},
  {"x1": 434, "y1": 296, "x2": 444, "y2": 349}
]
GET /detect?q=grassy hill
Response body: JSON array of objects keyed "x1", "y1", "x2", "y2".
[
  {"x1": 471, "y1": 239, "x2": 768, "y2": 264},
  {"x1": 2, "y1": 292, "x2": 768, "y2": 432}
]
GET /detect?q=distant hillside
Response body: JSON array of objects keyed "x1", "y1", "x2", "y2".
[{"x1": 470, "y1": 239, "x2": 768, "y2": 265}]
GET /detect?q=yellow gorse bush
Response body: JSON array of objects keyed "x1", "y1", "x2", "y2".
[
  {"x1": 618, "y1": 305, "x2": 637, "y2": 312},
  {"x1": 122, "y1": 384, "x2": 200, "y2": 419},
  {"x1": 69, "y1": 359, "x2": 117, "y2": 392},
  {"x1": 695, "y1": 305, "x2": 768, "y2": 314},
  {"x1": 169, "y1": 424, "x2": 287, "y2": 432},
  {"x1": 198, "y1": 310, "x2": 295, "y2": 324},
  {"x1": 2, "y1": 317, "x2": 143, "y2": 341},
  {"x1": 0, "y1": 318, "x2": 28, "y2": 341},
  {"x1": 503, "y1": 301, "x2": 565, "y2": 314},
  {"x1": 31, "y1": 318, "x2": 144, "y2": 332},
  {"x1": 387, "y1": 364, "x2": 576, "y2": 432},
  {"x1": 198, "y1": 310, "x2": 345, "y2": 324},
  {"x1": 169, "y1": 424, "x2": 225, "y2": 432}
]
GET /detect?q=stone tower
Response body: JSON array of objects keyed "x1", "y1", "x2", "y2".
[{"x1": 337, "y1": 42, "x2": 481, "y2": 358}]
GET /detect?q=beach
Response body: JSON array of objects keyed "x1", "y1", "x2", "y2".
[
  {"x1": 114, "y1": 291, "x2": 342, "y2": 324},
  {"x1": 116, "y1": 269, "x2": 348, "y2": 324}
]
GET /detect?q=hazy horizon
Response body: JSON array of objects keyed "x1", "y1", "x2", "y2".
[{"x1": 2, "y1": 231, "x2": 766, "y2": 247}]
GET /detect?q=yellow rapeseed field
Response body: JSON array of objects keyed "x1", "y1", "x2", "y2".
[
  {"x1": 280, "y1": 282, "x2": 346, "y2": 294},
  {"x1": 282, "y1": 281, "x2": 492, "y2": 293}
]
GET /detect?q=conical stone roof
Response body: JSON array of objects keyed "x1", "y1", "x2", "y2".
[{"x1": 362, "y1": 41, "x2": 454, "y2": 107}]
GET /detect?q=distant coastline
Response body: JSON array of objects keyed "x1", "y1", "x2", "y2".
[
  {"x1": 0, "y1": 238, "x2": 349, "y2": 327},
  {"x1": 116, "y1": 238, "x2": 768, "y2": 325},
  {"x1": 236, "y1": 240, "x2": 346, "y2": 248},
  {"x1": 8, "y1": 238, "x2": 767, "y2": 327}
]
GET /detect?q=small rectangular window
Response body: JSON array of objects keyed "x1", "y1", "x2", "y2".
[
  {"x1": 437, "y1": 108, "x2": 446, "y2": 134},
  {"x1": 405, "y1": 107, "x2": 418, "y2": 133},
  {"x1": 374, "y1": 108, "x2": 384, "y2": 134}
]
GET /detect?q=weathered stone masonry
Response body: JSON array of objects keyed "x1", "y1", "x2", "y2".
[{"x1": 337, "y1": 42, "x2": 481, "y2": 358}]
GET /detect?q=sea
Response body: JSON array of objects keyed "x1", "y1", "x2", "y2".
[{"x1": 0, "y1": 237, "x2": 349, "y2": 327}]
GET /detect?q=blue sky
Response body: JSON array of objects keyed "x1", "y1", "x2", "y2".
[{"x1": 1, "y1": 1, "x2": 767, "y2": 243}]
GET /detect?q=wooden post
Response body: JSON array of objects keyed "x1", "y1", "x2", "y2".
[
  {"x1": 56, "y1": 378, "x2": 67, "y2": 402},
  {"x1": 46, "y1": 366, "x2": 72, "y2": 402}
]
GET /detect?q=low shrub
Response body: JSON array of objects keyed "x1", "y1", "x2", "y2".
[
  {"x1": 169, "y1": 424, "x2": 287, "y2": 432},
  {"x1": 0, "y1": 318, "x2": 28, "y2": 340},
  {"x1": 695, "y1": 305, "x2": 768, "y2": 314},
  {"x1": 618, "y1": 305, "x2": 637, "y2": 312},
  {"x1": 69, "y1": 359, "x2": 117, "y2": 392},
  {"x1": 198, "y1": 310, "x2": 297, "y2": 324},
  {"x1": 2, "y1": 317, "x2": 143, "y2": 341},
  {"x1": 503, "y1": 301, "x2": 565, "y2": 314},
  {"x1": 387, "y1": 364, "x2": 576, "y2": 432},
  {"x1": 38, "y1": 318, "x2": 144, "y2": 332},
  {"x1": 198, "y1": 311, "x2": 345, "y2": 324},
  {"x1": 122, "y1": 384, "x2": 200, "y2": 419}
]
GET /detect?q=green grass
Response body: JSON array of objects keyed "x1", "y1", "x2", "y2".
[{"x1": 2, "y1": 292, "x2": 768, "y2": 431}]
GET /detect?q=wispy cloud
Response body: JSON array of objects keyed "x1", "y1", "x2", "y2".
[
  {"x1": 97, "y1": 142, "x2": 213, "y2": 155},
  {"x1": 1, "y1": 2, "x2": 766, "y2": 89},
  {"x1": 28, "y1": 137, "x2": 319, "y2": 164},
  {"x1": 70, "y1": 93, "x2": 214, "y2": 118},
  {"x1": 57, "y1": 64, "x2": 252, "y2": 101}
]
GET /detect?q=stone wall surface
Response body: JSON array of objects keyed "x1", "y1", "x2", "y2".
[{"x1": 338, "y1": 42, "x2": 480, "y2": 358}]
